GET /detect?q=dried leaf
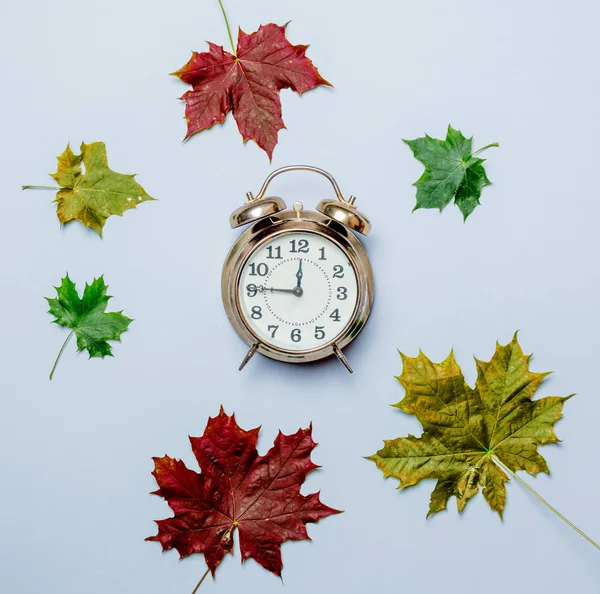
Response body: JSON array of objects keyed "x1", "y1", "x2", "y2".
[
  {"x1": 147, "y1": 408, "x2": 340, "y2": 576},
  {"x1": 174, "y1": 24, "x2": 330, "y2": 159},
  {"x1": 25, "y1": 142, "x2": 155, "y2": 236},
  {"x1": 368, "y1": 334, "x2": 571, "y2": 518}
]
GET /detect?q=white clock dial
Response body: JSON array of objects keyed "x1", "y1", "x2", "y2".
[{"x1": 237, "y1": 231, "x2": 359, "y2": 351}]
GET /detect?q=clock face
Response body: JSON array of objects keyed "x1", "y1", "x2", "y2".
[{"x1": 237, "y1": 231, "x2": 359, "y2": 351}]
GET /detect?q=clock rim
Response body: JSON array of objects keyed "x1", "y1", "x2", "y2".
[{"x1": 221, "y1": 210, "x2": 374, "y2": 364}]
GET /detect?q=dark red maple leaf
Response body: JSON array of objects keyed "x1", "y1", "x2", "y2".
[
  {"x1": 173, "y1": 23, "x2": 331, "y2": 159},
  {"x1": 147, "y1": 407, "x2": 341, "y2": 576}
]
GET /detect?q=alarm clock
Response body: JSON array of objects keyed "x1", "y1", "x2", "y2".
[{"x1": 221, "y1": 166, "x2": 374, "y2": 372}]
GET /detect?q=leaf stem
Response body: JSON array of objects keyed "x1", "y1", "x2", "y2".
[
  {"x1": 471, "y1": 142, "x2": 499, "y2": 157},
  {"x1": 22, "y1": 185, "x2": 60, "y2": 190},
  {"x1": 217, "y1": 0, "x2": 236, "y2": 55},
  {"x1": 49, "y1": 329, "x2": 74, "y2": 380},
  {"x1": 491, "y1": 454, "x2": 600, "y2": 551},
  {"x1": 191, "y1": 568, "x2": 211, "y2": 594}
]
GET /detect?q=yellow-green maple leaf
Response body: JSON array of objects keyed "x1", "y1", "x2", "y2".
[
  {"x1": 368, "y1": 334, "x2": 571, "y2": 518},
  {"x1": 34, "y1": 142, "x2": 155, "y2": 236}
]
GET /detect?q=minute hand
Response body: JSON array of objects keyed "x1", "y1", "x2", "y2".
[{"x1": 296, "y1": 258, "x2": 303, "y2": 289}]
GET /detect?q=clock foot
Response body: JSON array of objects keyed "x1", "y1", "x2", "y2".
[
  {"x1": 239, "y1": 343, "x2": 259, "y2": 371},
  {"x1": 333, "y1": 345, "x2": 353, "y2": 373}
]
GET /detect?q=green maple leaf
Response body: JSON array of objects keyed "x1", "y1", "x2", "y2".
[
  {"x1": 23, "y1": 141, "x2": 155, "y2": 236},
  {"x1": 404, "y1": 125, "x2": 497, "y2": 219},
  {"x1": 368, "y1": 334, "x2": 571, "y2": 518},
  {"x1": 46, "y1": 274, "x2": 133, "y2": 380}
]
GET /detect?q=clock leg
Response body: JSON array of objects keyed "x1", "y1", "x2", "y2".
[
  {"x1": 239, "y1": 343, "x2": 259, "y2": 371},
  {"x1": 333, "y1": 345, "x2": 353, "y2": 374}
]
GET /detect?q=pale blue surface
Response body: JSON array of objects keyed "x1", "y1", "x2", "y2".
[{"x1": 1, "y1": 0, "x2": 600, "y2": 592}]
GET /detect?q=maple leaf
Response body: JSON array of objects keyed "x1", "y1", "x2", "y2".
[
  {"x1": 46, "y1": 274, "x2": 132, "y2": 379},
  {"x1": 368, "y1": 334, "x2": 571, "y2": 518},
  {"x1": 147, "y1": 407, "x2": 340, "y2": 577},
  {"x1": 404, "y1": 125, "x2": 498, "y2": 219},
  {"x1": 173, "y1": 23, "x2": 331, "y2": 159},
  {"x1": 23, "y1": 142, "x2": 155, "y2": 236}
]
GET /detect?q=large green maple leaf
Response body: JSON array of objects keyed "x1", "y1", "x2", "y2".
[
  {"x1": 24, "y1": 141, "x2": 155, "y2": 236},
  {"x1": 404, "y1": 125, "x2": 497, "y2": 219},
  {"x1": 46, "y1": 274, "x2": 132, "y2": 379},
  {"x1": 368, "y1": 334, "x2": 571, "y2": 518}
]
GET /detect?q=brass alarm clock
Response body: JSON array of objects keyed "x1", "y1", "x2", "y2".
[{"x1": 221, "y1": 166, "x2": 374, "y2": 372}]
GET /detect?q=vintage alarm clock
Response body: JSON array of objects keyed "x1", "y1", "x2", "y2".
[{"x1": 222, "y1": 166, "x2": 374, "y2": 372}]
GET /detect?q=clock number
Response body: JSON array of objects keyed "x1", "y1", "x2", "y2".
[
  {"x1": 266, "y1": 246, "x2": 282, "y2": 259},
  {"x1": 337, "y1": 286, "x2": 348, "y2": 300},
  {"x1": 332, "y1": 265, "x2": 344, "y2": 278},
  {"x1": 249, "y1": 262, "x2": 269, "y2": 276},
  {"x1": 246, "y1": 283, "x2": 258, "y2": 297},
  {"x1": 251, "y1": 306, "x2": 262, "y2": 319},
  {"x1": 291, "y1": 328, "x2": 302, "y2": 342},
  {"x1": 290, "y1": 239, "x2": 309, "y2": 253},
  {"x1": 329, "y1": 308, "x2": 341, "y2": 322},
  {"x1": 314, "y1": 326, "x2": 326, "y2": 340},
  {"x1": 268, "y1": 325, "x2": 279, "y2": 338},
  {"x1": 319, "y1": 247, "x2": 327, "y2": 260}
]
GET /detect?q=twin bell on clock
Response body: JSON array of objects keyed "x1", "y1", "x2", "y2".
[{"x1": 221, "y1": 166, "x2": 374, "y2": 373}]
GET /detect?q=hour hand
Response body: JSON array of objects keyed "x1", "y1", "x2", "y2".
[{"x1": 265, "y1": 287, "x2": 300, "y2": 295}]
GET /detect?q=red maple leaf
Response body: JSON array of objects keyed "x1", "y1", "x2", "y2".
[
  {"x1": 146, "y1": 407, "x2": 341, "y2": 576},
  {"x1": 173, "y1": 23, "x2": 331, "y2": 159}
]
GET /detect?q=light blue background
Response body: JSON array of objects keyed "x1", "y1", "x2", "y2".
[{"x1": 1, "y1": 0, "x2": 599, "y2": 592}]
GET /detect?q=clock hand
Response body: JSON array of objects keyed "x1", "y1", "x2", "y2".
[
  {"x1": 296, "y1": 258, "x2": 303, "y2": 289},
  {"x1": 267, "y1": 287, "x2": 297, "y2": 294},
  {"x1": 259, "y1": 286, "x2": 302, "y2": 296}
]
